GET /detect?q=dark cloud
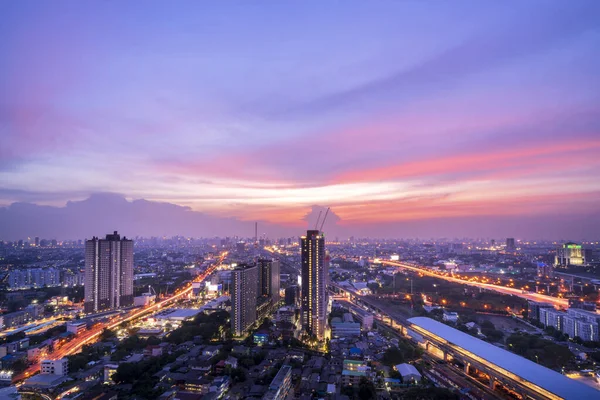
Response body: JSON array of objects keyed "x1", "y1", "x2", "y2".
[{"x1": 0, "y1": 194, "x2": 598, "y2": 241}]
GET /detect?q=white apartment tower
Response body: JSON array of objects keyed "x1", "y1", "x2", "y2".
[{"x1": 84, "y1": 231, "x2": 134, "y2": 313}]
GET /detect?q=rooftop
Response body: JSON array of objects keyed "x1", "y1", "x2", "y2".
[{"x1": 408, "y1": 317, "x2": 600, "y2": 400}]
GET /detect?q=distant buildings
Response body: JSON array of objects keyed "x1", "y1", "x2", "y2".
[
  {"x1": 231, "y1": 264, "x2": 259, "y2": 336},
  {"x1": 0, "y1": 305, "x2": 44, "y2": 329},
  {"x1": 555, "y1": 242, "x2": 586, "y2": 267},
  {"x1": 84, "y1": 231, "x2": 134, "y2": 313},
  {"x1": 531, "y1": 302, "x2": 600, "y2": 342},
  {"x1": 506, "y1": 238, "x2": 516, "y2": 251},
  {"x1": 8, "y1": 268, "x2": 61, "y2": 290},
  {"x1": 536, "y1": 262, "x2": 554, "y2": 278},
  {"x1": 301, "y1": 230, "x2": 327, "y2": 340}
]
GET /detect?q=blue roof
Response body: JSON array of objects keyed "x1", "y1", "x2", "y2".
[
  {"x1": 408, "y1": 317, "x2": 600, "y2": 400},
  {"x1": 349, "y1": 347, "x2": 361, "y2": 354}
]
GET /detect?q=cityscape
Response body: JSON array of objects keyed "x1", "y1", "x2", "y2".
[{"x1": 2, "y1": 2, "x2": 600, "y2": 400}]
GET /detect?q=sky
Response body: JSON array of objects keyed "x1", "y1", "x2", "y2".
[{"x1": 1, "y1": 1, "x2": 600, "y2": 240}]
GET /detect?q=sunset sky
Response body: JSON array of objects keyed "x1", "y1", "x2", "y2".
[{"x1": 1, "y1": 1, "x2": 599, "y2": 238}]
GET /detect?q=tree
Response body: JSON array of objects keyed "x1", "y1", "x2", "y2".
[
  {"x1": 100, "y1": 328, "x2": 116, "y2": 341},
  {"x1": 402, "y1": 387, "x2": 459, "y2": 400},
  {"x1": 146, "y1": 336, "x2": 161, "y2": 346},
  {"x1": 358, "y1": 378, "x2": 376, "y2": 400},
  {"x1": 382, "y1": 347, "x2": 404, "y2": 366}
]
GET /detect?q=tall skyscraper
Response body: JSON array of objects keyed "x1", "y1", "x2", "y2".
[
  {"x1": 258, "y1": 258, "x2": 281, "y2": 304},
  {"x1": 231, "y1": 264, "x2": 259, "y2": 336},
  {"x1": 301, "y1": 230, "x2": 326, "y2": 340},
  {"x1": 84, "y1": 231, "x2": 134, "y2": 313}
]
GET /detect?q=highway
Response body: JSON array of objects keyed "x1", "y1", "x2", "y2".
[
  {"x1": 376, "y1": 259, "x2": 568, "y2": 308},
  {"x1": 13, "y1": 251, "x2": 227, "y2": 384}
]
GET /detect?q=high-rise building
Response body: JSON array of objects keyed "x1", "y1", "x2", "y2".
[
  {"x1": 231, "y1": 264, "x2": 259, "y2": 336},
  {"x1": 301, "y1": 230, "x2": 326, "y2": 340},
  {"x1": 285, "y1": 285, "x2": 298, "y2": 306},
  {"x1": 555, "y1": 242, "x2": 585, "y2": 267},
  {"x1": 34, "y1": 237, "x2": 40, "y2": 247},
  {"x1": 84, "y1": 231, "x2": 134, "y2": 313},
  {"x1": 506, "y1": 238, "x2": 515, "y2": 251},
  {"x1": 258, "y1": 258, "x2": 281, "y2": 304}
]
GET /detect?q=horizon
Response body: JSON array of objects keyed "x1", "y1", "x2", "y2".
[{"x1": 2, "y1": 1, "x2": 600, "y2": 240}]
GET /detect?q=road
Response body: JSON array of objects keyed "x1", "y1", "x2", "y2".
[
  {"x1": 13, "y1": 252, "x2": 227, "y2": 384},
  {"x1": 376, "y1": 259, "x2": 568, "y2": 308}
]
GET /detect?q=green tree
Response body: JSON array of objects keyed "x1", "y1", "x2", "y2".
[{"x1": 358, "y1": 377, "x2": 376, "y2": 400}]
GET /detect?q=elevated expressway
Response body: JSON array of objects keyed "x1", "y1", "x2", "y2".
[
  {"x1": 329, "y1": 283, "x2": 599, "y2": 400},
  {"x1": 374, "y1": 259, "x2": 569, "y2": 308}
]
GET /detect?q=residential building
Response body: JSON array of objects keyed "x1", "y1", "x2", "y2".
[
  {"x1": 528, "y1": 301, "x2": 554, "y2": 322},
  {"x1": 341, "y1": 360, "x2": 371, "y2": 386},
  {"x1": 41, "y1": 358, "x2": 68, "y2": 376},
  {"x1": 84, "y1": 231, "x2": 134, "y2": 313},
  {"x1": 231, "y1": 264, "x2": 259, "y2": 336},
  {"x1": 301, "y1": 230, "x2": 326, "y2": 340},
  {"x1": 258, "y1": 258, "x2": 281, "y2": 304},
  {"x1": 263, "y1": 365, "x2": 292, "y2": 400}
]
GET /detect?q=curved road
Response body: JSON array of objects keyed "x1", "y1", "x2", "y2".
[
  {"x1": 13, "y1": 252, "x2": 227, "y2": 384},
  {"x1": 377, "y1": 259, "x2": 568, "y2": 308}
]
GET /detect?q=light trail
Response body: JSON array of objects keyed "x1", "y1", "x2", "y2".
[
  {"x1": 13, "y1": 252, "x2": 227, "y2": 384},
  {"x1": 376, "y1": 259, "x2": 568, "y2": 307}
]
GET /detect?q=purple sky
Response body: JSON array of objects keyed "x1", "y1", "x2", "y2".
[{"x1": 1, "y1": 1, "x2": 599, "y2": 240}]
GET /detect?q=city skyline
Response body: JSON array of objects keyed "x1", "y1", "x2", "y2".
[{"x1": 1, "y1": 1, "x2": 600, "y2": 239}]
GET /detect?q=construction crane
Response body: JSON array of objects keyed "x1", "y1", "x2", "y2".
[
  {"x1": 319, "y1": 207, "x2": 330, "y2": 232},
  {"x1": 315, "y1": 210, "x2": 322, "y2": 230}
]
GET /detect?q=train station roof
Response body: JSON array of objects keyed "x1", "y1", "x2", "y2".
[{"x1": 407, "y1": 317, "x2": 600, "y2": 400}]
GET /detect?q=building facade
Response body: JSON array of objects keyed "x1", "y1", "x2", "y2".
[
  {"x1": 263, "y1": 365, "x2": 292, "y2": 400},
  {"x1": 301, "y1": 230, "x2": 326, "y2": 340},
  {"x1": 555, "y1": 242, "x2": 585, "y2": 267},
  {"x1": 41, "y1": 358, "x2": 69, "y2": 376},
  {"x1": 258, "y1": 258, "x2": 281, "y2": 304},
  {"x1": 84, "y1": 231, "x2": 134, "y2": 313},
  {"x1": 231, "y1": 264, "x2": 259, "y2": 336}
]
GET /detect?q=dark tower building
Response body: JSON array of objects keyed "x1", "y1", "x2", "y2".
[
  {"x1": 231, "y1": 264, "x2": 259, "y2": 336},
  {"x1": 506, "y1": 238, "x2": 516, "y2": 251},
  {"x1": 84, "y1": 231, "x2": 134, "y2": 313},
  {"x1": 258, "y1": 258, "x2": 281, "y2": 304},
  {"x1": 301, "y1": 230, "x2": 326, "y2": 339}
]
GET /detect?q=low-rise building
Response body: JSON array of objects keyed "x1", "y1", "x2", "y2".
[
  {"x1": 395, "y1": 363, "x2": 421, "y2": 383},
  {"x1": 41, "y1": 358, "x2": 69, "y2": 376},
  {"x1": 263, "y1": 365, "x2": 292, "y2": 400},
  {"x1": 331, "y1": 322, "x2": 361, "y2": 338},
  {"x1": 66, "y1": 321, "x2": 87, "y2": 335},
  {"x1": 442, "y1": 311, "x2": 458, "y2": 323}
]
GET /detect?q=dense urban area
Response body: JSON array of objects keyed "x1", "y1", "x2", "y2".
[{"x1": 1, "y1": 233, "x2": 600, "y2": 400}]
